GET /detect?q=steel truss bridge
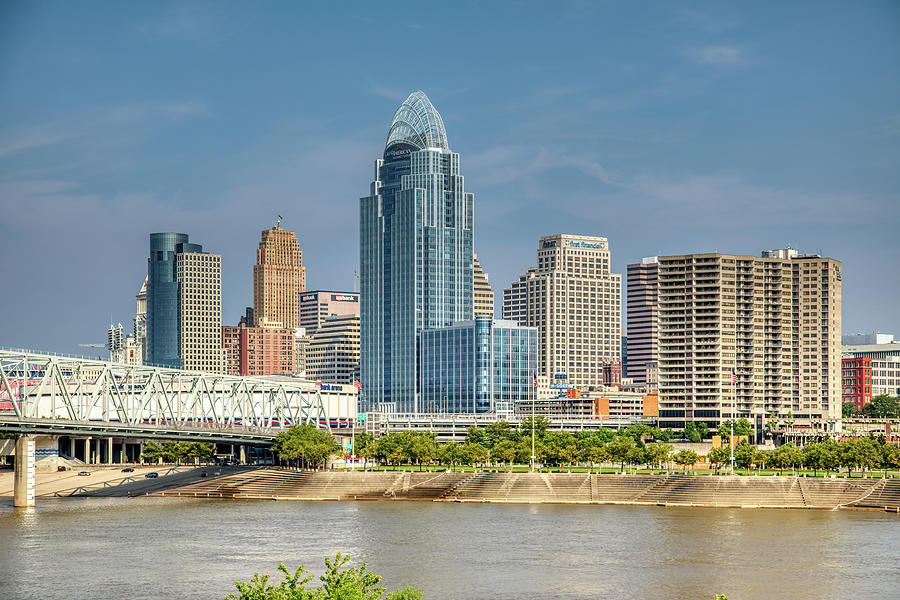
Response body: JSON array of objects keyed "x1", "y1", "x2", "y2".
[{"x1": 0, "y1": 349, "x2": 328, "y2": 441}]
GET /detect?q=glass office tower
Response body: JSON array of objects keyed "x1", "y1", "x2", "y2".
[
  {"x1": 360, "y1": 90, "x2": 474, "y2": 413},
  {"x1": 146, "y1": 232, "x2": 203, "y2": 368},
  {"x1": 420, "y1": 316, "x2": 538, "y2": 413}
]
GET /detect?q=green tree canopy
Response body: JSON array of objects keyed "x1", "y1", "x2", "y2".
[{"x1": 273, "y1": 423, "x2": 340, "y2": 468}]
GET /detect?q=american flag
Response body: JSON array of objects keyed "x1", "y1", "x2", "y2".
[
  {"x1": 533, "y1": 370, "x2": 538, "y2": 388},
  {"x1": 732, "y1": 369, "x2": 738, "y2": 383},
  {"x1": 353, "y1": 380, "x2": 362, "y2": 391}
]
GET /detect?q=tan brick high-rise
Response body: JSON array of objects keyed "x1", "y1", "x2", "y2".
[
  {"x1": 176, "y1": 251, "x2": 223, "y2": 373},
  {"x1": 657, "y1": 250, "x2": 842, "y2": 431},
  {"x1": 253, "y1": 226, "x2": 306, "y2": 328},
  {"x1": 473, "y1": 253, "x2": 494, "y2": 317},
  {"x1": 503, "y1": 234, "x2": 622, "y2": 390}
]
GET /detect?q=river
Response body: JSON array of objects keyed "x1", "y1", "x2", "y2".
[{"x1": 0, "y1": 498, "x2": 896, "y2": 599}]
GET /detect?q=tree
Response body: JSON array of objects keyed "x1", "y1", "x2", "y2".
[
  {"x1": 354, "y1": 434, "x2": 375, "y2": 470},
  {"x1": 461, "y1": 442, "x2": 489, "y2": 469},
  {"x1": 682, "y1": 422, "x2": 701, "y2": 443},
  {"x1": 273, "y1": 423, "x2": 340, "y2": 469},
  {"x1": 717, "y1": 418, "x2": 753, "y2": 442},
  {"x1": 862, "y1": 395, "x2": 900, "y2": 419},
  {"x1": 673, "y1": 449, "x2": 699, "y2": 473},
  {"x1": 606, "y1": 436, "x2": 635, "y2": 472},
  {"x1": 439, "y1": 442, "x2": 464, "y2": 471},
  {"x1": 645, "y1": 443, "x2": 673, "y2": 472},
  {"x1": 519, "y1": 415, "x2": 550, "y2": 440},
  {"x1": 734, "y1": 443, "x2": 755, "y2": 470},
  {"x1": 842, "y1": 403, "x2": 856, "y2": 418},
  {"x1": 491, "y1": 439, "x2": 517, "y2": 471},
  {"x1": 542, "y1": 431, "x2": 577, "y2": 469},
  {"x1": 483, "y1": 420, "x2": 514, "y2": 449},
  {"x1": 583, "y1": 444, "x2": 608, "y2": 473},
  {"x1": 405, "y1": 433, "x2": 437, "y2": 471},
  {"x1": 707, "y1": 447, "x2": 731, "y2": 474},
  {"x1": 226, "y1": 553, "x2": 422, "y2": 600}
]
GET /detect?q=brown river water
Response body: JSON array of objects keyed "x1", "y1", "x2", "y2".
[{"x1": 0, "y1": 497, "x2": 896, "y2": 599}]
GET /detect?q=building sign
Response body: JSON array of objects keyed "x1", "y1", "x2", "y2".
[
  {"x1": 549, "y1": 383, "x2": 575, "y2": 389},
  {"x1": 383, "y1": 142, "x2": 417, "y2": 161},
  {"x1": 301, "y1": 294, "x2": 317, "y2": 303},
  {"x1": 331, "y1": 294, "x2": 358, "y2": 302},
  {"x1": 541, "y1": 240, "x2": 558, "y2": 249},
  {"x1": 318, "y1": 383, "x2": 345, "y2": 392},
  {"x1": 568, "y1": 240, "x2": 605, "y2": 249}
]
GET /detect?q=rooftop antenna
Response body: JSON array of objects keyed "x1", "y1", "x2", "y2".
[{"x1": 275, "y1": 215, "x2": 283, "y2": 228}]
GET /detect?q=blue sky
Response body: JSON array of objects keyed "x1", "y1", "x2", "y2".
[{"x1": 1, "y1": 1, "x2": 898, "y2": 354}]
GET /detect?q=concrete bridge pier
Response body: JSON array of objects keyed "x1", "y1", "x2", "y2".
[{"x1": 14, "y1": 436, "x2": 36, "y2": 507}]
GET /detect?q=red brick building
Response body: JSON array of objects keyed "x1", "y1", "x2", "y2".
[
  {"x1": 222, "y1": 323, "x2": 295, "y2": 376},
  {"x1": 842, "y1": 356, "x2": 873, "y2": 410}
]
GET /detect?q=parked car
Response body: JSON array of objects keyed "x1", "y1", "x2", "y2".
[
  {"x1": 200, "y1": 471, "x2": 208, "y2": 477},
  {"x1": 78, "y1": 471, "x2": 91, "y2": 476},
  {"x1": 145, "y1": 472, "x2": 159, "y2": 478},
  {"x1": 121, "y1": 467, "x2": 134, "y2": 473},
  {"x1": 57, "y1": 465, "x2": 67, "y2": 471}
]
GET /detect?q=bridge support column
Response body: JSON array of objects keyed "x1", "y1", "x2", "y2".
[
  {"x1": 107, "y1": 437, "x2": 113, "y2": 464},
  {"x1": 239, "y1": 445, "x2": 247, "y2": 465},
  {"x1": 84, "y1": 437, "x2": 91, "y2": 464},
  {"x1": 14, "y1": 436, "x2": 36, "y2": 507}
]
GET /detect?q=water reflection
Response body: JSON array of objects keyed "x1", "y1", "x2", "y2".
[{"x1": 0, "y1": 498, "x2": 896, "y2": 600}]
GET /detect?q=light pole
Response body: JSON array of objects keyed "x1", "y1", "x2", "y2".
[{"x1": 731, "y1": 369, "x2": 736, "y2": 474}]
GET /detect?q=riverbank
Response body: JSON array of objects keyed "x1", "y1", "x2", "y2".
[{"x1": 152, "y1": 469, "x2": 900, "y2": 512}]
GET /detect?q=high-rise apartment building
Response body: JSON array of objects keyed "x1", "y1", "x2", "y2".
[
  {"x1": 502, "y1": 234, "x2": 622, "y2": 391},
  {"x1": 360, "y1": 90, "x2": 474, "y2": 412},
  {"x1": 626, "y1": 257, "x2": 658, "y2": 386},
  {"x1": 299, "y1": 291, "x2": 360, "y2": 335},
  {"x1": 473, "y1": 253, "x2": 495, "y2": 317},
  {"x1": 306, "y1": 314, "x2": 360, "y2": 385},
  {"x1": 253, "y1": 226, "x2": 305, "y2": 328},
  {"x1": 657, "y1": 250, "x2": 842, "y2": 430}
]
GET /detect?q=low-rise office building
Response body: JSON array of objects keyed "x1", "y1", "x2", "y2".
[{"x1": 420, "y1": 316, "x2": 538, "y2": 414}]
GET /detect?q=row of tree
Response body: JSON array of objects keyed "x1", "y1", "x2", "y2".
[
  {"x1": 711, "y1": 437, "x2": 900, "y2": 476},
  {"x1": 140, "y1": 440, "x2": 216, "y2": 464},
  {"x1": 269, "y1": 418, "x2": 900, "y2": 476},
  {"x1": 842, "y1": 394, "x2": 900, "y2": 419}
]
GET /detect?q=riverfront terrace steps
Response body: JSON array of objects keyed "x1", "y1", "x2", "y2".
[
  {"x1": 156, "y1": 469, "x2": 473, "y2": 500},
  {"x1": 155, "y1": 469, "x2": 898, "y2": 509}
]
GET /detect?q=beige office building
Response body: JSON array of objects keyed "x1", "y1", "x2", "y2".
[
  {"x1": 306, "y1": 314, "x2": 360, "y2": 384},
  {"x1": 502, "y1": 234, "x2": 622, "y2": 390},
  {"x1": 299, "y1": 290, "x2": 360, "y2": 335},
  {"x1": 473, "y1": 253, "x2": 495, "y2": 317},
  {"x1": 657, "y1": 250, "x2": 842, "y2": 431},
  {"x1": 176, "y1": 251, "x2": 223, "y2": 373},
  {"x1": 253, "y1": 226, "x2": 306, "y2": 328}
]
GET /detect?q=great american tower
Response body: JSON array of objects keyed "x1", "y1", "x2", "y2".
[{"x1": 359, "y1": 90, "x2": 474, "y2": 413}]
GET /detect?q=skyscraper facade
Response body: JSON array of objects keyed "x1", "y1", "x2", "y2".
[
  {"x1": 473, "y1": 253, "x2": 495, "y2": 317},
  {"x1": 502, "y1": 234, "x2": 622, "y2": 391},
  {"x1": 253, "y1": 226, "x2": 306, "y2": 328},
  {"x1": 420, "y1": 316, "x2": 538, "y2": 414},
  {"x1": 299, "y1": 290, "x2": 360, "y2": 335},
  {"x1": 360, "y1": 90, "x2": 474, "y2": 412},
  {"x1": 134, "y1": 277, "x2": 147, "y2": 364},
  {"x1": 146, "y1": 232, "x2": 222, "y2": 371},
  {"x1": 306, "y1": 314, "x2": 361, "y2": 385},
  {"x1": 626, "y1": 257, "x2": 658, "y2": 386},
  {"x1": 657, "y1": 250, "x2": 842, "y2": 430},
  {"x1": 147, "y1": 233, "x2": 189, "y2": 368},
  {"x1": 176, "y1": 250, "x2": 223, "y2": 372}
]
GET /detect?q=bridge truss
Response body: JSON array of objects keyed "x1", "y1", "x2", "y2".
[{"x1": 0, "y1": 349, "x2": 328, "y2": 430}]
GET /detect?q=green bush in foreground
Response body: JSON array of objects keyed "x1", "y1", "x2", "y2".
[{"x1": 226, "y1": 553, "x2": 422, "y2": 600}]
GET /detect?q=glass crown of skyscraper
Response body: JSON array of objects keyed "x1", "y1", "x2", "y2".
[{"x1": 385, "y1": 90, "x2": 449, "y2": 152}]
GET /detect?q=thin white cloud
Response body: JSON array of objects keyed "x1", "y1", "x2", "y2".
[
  {"x1": 685, "y1": 45, "x2": 747, "y2": 66},
  {"x1": 0, "y1": 101, "x2": 208, "y2": 160}
]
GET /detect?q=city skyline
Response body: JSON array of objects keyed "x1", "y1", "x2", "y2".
[{"x1": 1, "y1": 2, "x2": 899, "y2": 354}]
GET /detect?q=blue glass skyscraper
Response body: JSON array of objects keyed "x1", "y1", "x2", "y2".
[
  {"x1": 360, "y1": 91, "x2": 474, "y2": 413},
  {"x1": 146, "y1": 232, "x2": 203, "y2": 368}
]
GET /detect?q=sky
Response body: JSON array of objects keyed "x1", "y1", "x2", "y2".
[{"x1": 1, "y1": 1, "x2": 898, "y2": 355}]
